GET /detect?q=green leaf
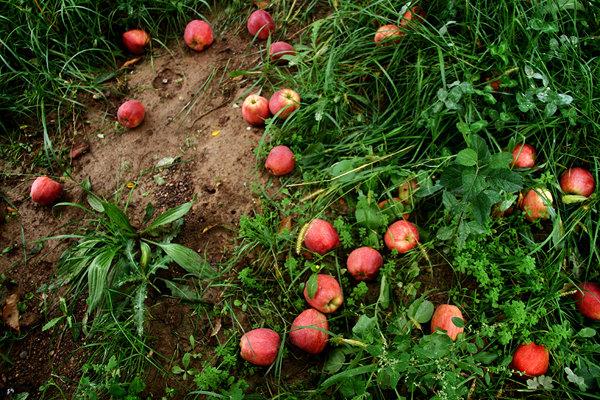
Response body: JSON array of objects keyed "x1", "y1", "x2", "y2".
[
  {"x1": 306, "y1": 273, "x2": 318, "y2": 299},
  {"x1": 319, "y1": 365, "x2": 378, "y2": 391},
  {"x1": 469, "y1": 135, "x2": 491, "y2": 160},
  {"x1": 352, "y1": 314, "x2": 377, "y2": 343},
  {"x1": 140, "y1": 242, "x2": 151, "y2": 269},
  {"x1": 355, "y1": 192, "x2": 386, "y2": 229},
  {"x1": 471, "y1": 192, "x2": 493, "y2": 226},
  {"x1": 487, "y1": 152, "x2": 512, "y2": 169},
  {"x1": 577, "y1": 328, "x2": 596, "y2": 338},
  {"x1": 86, "y1": 249, "x2": 117, "y2": 314},
  {"x1": 42, "y1": 316, "x2": 64, "y2": 331},
  {"x1": 413, "y1": 299, "x2": 434, "y2": 324},
  {"x1": 143, "y1": 202, "x2": 193, "y2": 234},
  {"x1": 377, "y1": 274, "x2": 390, "y2": 309},
  {"x1": 172, "y1": 365, "x2": 185, "y2": 374},
  {"x1": 451, "y1": 316, "x2": 465, "y2": 328},
  {"x1": 133, "y1": 284, "x2": 147, "y2": 336},
  {"x1": 562, "y1": 194, "x2": 588, "y2": 204},
  {"x1": 102, "y1": 202, "x2": 135, "y2": 235},
  {"x1": 163, "y1": 280, "x2": 203, "y2": 302},
  {"x1": 455, "y1": 149, "x2": 478, "y2": 166},
  {"x1": 157, "y1": 243, "x2": 215, "y2": 278},
  {"x1": 329, "y1": 159, "x2": 356, "y2": 182},
  {"x1": 182, "y1": 352, "x2": 191, "y2": 369},
  {"x1": 87, "y1": 193, "x2": 104, "y2": 212},
  {"x1": 324, "y1": 349, "x2": 345, "y2": 374}
]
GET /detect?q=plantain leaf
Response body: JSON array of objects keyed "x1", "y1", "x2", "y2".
[
  {"x1": 157, "y1": 243, "x2": 215, "y2": 278},
  {"x1": 142, "y1": 202, "x2": 193, "y2": 234},
  {"x1": 86, "y1": 249, "x2": 117, "y2": 314},
  {"x1": 103, "y1": 202, "x2": 135, "y2": 235}
]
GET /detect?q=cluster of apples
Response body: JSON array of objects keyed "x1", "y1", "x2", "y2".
[{"x1": 373, "y1": 6, "x2": 426, "y2": 45}]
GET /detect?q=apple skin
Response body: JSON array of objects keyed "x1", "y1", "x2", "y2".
[
  {"x1": 239, "y1": 328, "x2": 280, "y2": 366},
  {"x1": 303, "y1": 274, "x2": 344, "y2": 313},
  {"x1": 430, "y1": 304, "x2": 464, "y2": 341},
  {"x1": 384, "y1": 220, "x2": 419, "y2": 253},
  {"x1": 560, "y1": 167, "x2": 595, "y2": 197},
  {"x1": 303, "y1": 219, "x2": 340, "y2": 255},
  {"x1": 117, "y1": 100, "x2": 145, "y2": 129},
  {"x1": 347, "y1": 247, "x2": 384, "y2": 281},
  {"x1": 247, "y1": 10, "x2": 275, "y2": 40},
  {"x1": 242, "y1": 94, "x2": 270, "y2": 126},
  {"x1": 265, "y1": 145, "x2": 295, "y2": 176},
  {"x1": 374, "y1": 24, "x2": 402, "y2": 44},
  {"x1": 269, "y1": 89, "x2": 301, "y2": 120},
  {"x1": 400, "y1": 5, "x2": 426, "y2": 28},
  {"x1": 270, "y1": 41, "x2": 295, "y2": 63},
  {"x1": 30, "y1": 176, "x2": 63, "y2": 206},
  {"x1": 573, "y1": 282, "x2": 600, "y2": 320},
  {"x1": 122, "y1": 29, "x2": 150, "y2": 55},
  {"x1": 511, "y1": 144, "x2": 536, "y2": 169},
  {"x1": 184, "y1": 20, "x2": 214, "y2": 52},
  {"x1": 289, "y1": 309, "x2": 329, "y2": 355},
  {"x1": 398, "y1": 178, "x2": 419, "y2": 204},
  {"x1": 511, "y1": 342, "x2": 549, "y2": 377},
  {"x1": 520, "y1": 188, "x2": 553, "y2": 222}
]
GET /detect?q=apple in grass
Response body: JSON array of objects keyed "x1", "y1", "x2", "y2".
[
  {"x1": 289, "y1": 309, "x2": 329, "y2": 354},
  {"x1": 520, "y1": 188, "x2": 553, "y2": 222},
  {"x1": 265, "y1": 145, "x2": 295, "y2": 176},
  {"x1": 269, "y1": 89, "x2": 301, "y2": 120},
  {"x1": 239, "y1": 328, "x2": 280, "y2": 366},
  {"x1": 303, "y1": 219, "x2": 340, "y2": 255},
  {"x1": 247, "y1": 10, "x2": 275, "y2": 40},
  {"x1": 347, "y1": 247, "x2": 384, "y2": 281},
  {"x1": 400, "y1": 5, "x2": 426, "y2": 28},
  {"x1": 511, "y1": 342, "x2": 550, "y2": 377},
  {"x1": 384, "y1": 220, "x2": 419, "y2": 253},
  {"x1": 511, "y1": 144, "x2": 536, "y2": 169},
  {"x1": 573, "y1": 282, "x2": 600, "y2": 320},
  {"x1": 560, "y1": 167, "x2": 595, "y2": 197},
  {"x1": 184, "y1": 20, "x2": 214, "y2": 52},
  {"x1": 303, "y1": 274, "x2": 344, "y2": 313},
  {"x1": 374, "y1": 24, "x2": 402, "y2": 45},
  {"x1": 430, "y1": 304, "x2": 465, "y2": 341},
  {"x1": 117, "y1": 100, "x2": 145, "y2": 129},
  {"x1": 122, "y1": 29, "x2": 150, "y2": 55},
  {"x1": 30, "y1": 176, "x2": 62, "y2": 206},
  {"x1": 242, "y1": 94, "x2": 270, "y2": 126},
  {"x1": 270, "y1": 41, "x2": 295, "y2": 63}
]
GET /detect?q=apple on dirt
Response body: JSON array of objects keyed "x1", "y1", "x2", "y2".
[
  {"x1": 239, "y1": 328, "x2": 280, "y2": 366},
  {"x1": 430, "y1": 304, "x2": 465, "y2": 341},
  {"x1": 30, "y1": 176, "x2": 63, "y2": 206},
  {"x1": 511, "y1": 143, "x2": 536, "y2": 169},
  {"x1": 384, "y1": 220, "x2": 419, "y2": 253},
  {"x1": 289, "y1": 309, "x2": 329, "y2": 354},
  {"x1": 247, "y1": 10, "x2": 275, "y2": 40},
  {"x1": 560, "y1": 167, "x2": 595, "y2": 197},
  {"x1": 346, "y1": 247, "x2": 384, "y2": 281},
  {"x1": 511, "y1": 342, "x2": 550, "y2": 377},
  {"x1": 265, "y1": 145, "x2": 295, "y2": 176},
  {"x1": 573, "y1": 282, "x2": 600, "y2": 320},
  {"x1": 122, "y1": 29, "x2": 150, "y2": 55},
  {"x1": 519, "y1": 188, "x2": 553, "y2": 222},
  {"x1": 303, "y1": 274, "x2": 344, "y2": 313},
  {"x1": 242, "y1": 94, "x2": 270, "y2": 126},
  {"x1": 374, "y1": 24, "x2": 402, "y2": 45},
  {"x1": 269, "y1": 41, "x2": 295, "y2": 63},
  {"x1": 269, "y1": 89, "x2": 301, "y2": 120},
  {"x1": 184, "y1": 20, "x2": 214, "y2": 52},
  {"x1": 303, "y1": 218, "x2": 340, "y2": 255},
  {"x1": 117, "y1": 99, "x2": 145, "y2": 129}
]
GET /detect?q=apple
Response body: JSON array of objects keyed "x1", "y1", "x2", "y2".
[
  {"x1": 398, "y1": 178, "x2": 419, "y2": 204},
  {"x1": 303, "y1": 274, "x2": 344, "y2": 313},
  {"x1": 573, "y1": 282, "x2": 600, "y2": 320},
  {"x1": 400, "y1": 5, "x2": 426, "y2": 28},
  {"x1": 384, "y1": 220, "x2": 419, "y2": 253},
  {"x1": 270, "y1": 41, "x2": 295, "y2": 63},
  {"x1": 347, "y1": 247, "x2": 384, "y2": 281},
  {"x1": 289, "y1": 309, "x2": 329, "y2": 354},
  {"x1": 30, "y1": 176, "x2": 62, "y2": 206},
  {"x1": 520, "y1": 188, "x2": 553, "y2": 222},
  {"x1": 269, "y1": 89, "x2": 301, "y2": 119},
  {"x1": 122, "y1": 29, "x2": 150, "y2": 55},
  {"x1": 374, "y1": 24, "x2": 402, "y2": 45},
  {"x1": 511, "y1": 144, "x2": 536, "y2": 169},
  {"x1": 560, "y1": 167, "x2": 595, "y2": 197},
  {"x1": 378, "y1": 198, "x2": 410, "y2": 220},
  {"x1": 303, "y1": 219, "x2": 340, "y2": 254},
  {"x1": 184, "y1": 20, "x2": 214, "y2": 52},
  {"x1": 511, "y1": 342, "x2": 549, "y2": 377},
  {"x1": 242, "y1": 94, "x2": 270, "y2": 126},
  {"x1": 430, "y1": 304, "x2": 464, "y2": 341},
  {"x1": 117, "y1": 99, "x2": 145, "y2": 129},
  {"x1": 239, "y1": 328, "x2": 280, "y2": 366},
  {"x1": 265, "y1": 145, "x2": 295, "y2": 176},
  {"x1": 247, "y1": 10, "x2": 275, "y2": 40}
]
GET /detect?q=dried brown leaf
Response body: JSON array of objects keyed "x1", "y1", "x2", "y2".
[{"x1": 3, "y1": 293, "x2": 20, "y2": 332}]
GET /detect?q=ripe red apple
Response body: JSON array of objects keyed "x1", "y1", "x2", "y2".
[
  {"x1": 117, "y1": 100, "x2": 145, "y2": 129},
  {"x1": 430, "y1": 304, "x2": 464, "y2": 341},
  {"x1": 511, "y1": 144, "x2": 536, "y2": 169},
  {"x1": 347, "y1": 247, "x2": 384, "y2": 281},
  {"x1": 520, "y1": 188, "x2": 553, "y2": 222},
  {"x1": 384, "y1": 220, "x2": 419, "y2": 253},
  {"x1": 511, "y1": 342, "x2": 549, "y2": 377},
  {"x1": 184, "y1": 20, "x2": 214, "y2": 52},
  {"x1": 573, "y1": 282, "x2": 600, "y2": 320},
  {"x1": 239, "y1": 328, "x2": 280, "y2": 366},
  {"x1": 122, "y1": 29, "x2": 150, "y2": 55},
  {"x1": 303, "y1": 219, "x2": 340, "y2": 255},
  {"x1": 242, "y1": 94, "x2": 270, "y2": 126},
  {"x1": 270, "y1": 41, "x2": 295, "y2": 63},
  {"x1": 265, "y1": 145, "x2": 295, "y2": 176},
  {"x1": 289, "y1": 309, "x2": 329, "y2": 355},
  {"x1": 247, "y1": 10, "x2": 275, "y2": 40},
  {"x1": 269, "y1": 89, "x2": 301, "y2": 120},
  {"x1": 400, "y1": 6, "x2": 426, "y2": 28},
  {"x1": 30, "y1": 176, "x2": 62, "y2": 206},
  {"x1": 374, "y1": 24, "x2": 402, "y2": 45},
  {"x1": 303, "y1": 274, "x2": 344, "y2": 313},
  {"x1": 560, "y1": 167, "x2": 595, "y2": 197}
]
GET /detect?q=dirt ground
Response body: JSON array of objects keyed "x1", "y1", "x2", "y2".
[{"x1": 0, "y1": 30, "x2": 272, "y2": 398}]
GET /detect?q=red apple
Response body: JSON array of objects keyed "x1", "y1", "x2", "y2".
[
  {"x1": 247, "y1": 10, "x2": 275, "y2": 40},
  {"x1": 511, "y1": 144, "x2": 536, "y2": 169},
  {"x1": 384, "y1": 220, "x2": 419, "y2": 253},
  {"x1": 560, "y1": 167, "x2": 595, "y2": 197},
  {"x1": 303, "y1": 219, "x2": 340, "y2": 255},
  {"x1": 347, "y1": 247, "x2": 384, "y2": 281},
  {"x1": 184, "y1": 20, "x2": 214, "y2": 52},
  {"x1": 265, "y1": 145, "x2": 295, "y2": 176},
  {"x1": 117, "y1": 100, "x2": 145, "y2": 129},
  {"x1": 574, "y1": 282, "x2": 600, "y2": 320},
  {"x1": 242, "y1": 94, "x2": 270, "y2": 126},
  {"x1": 511, "y1": 342, "x2": 549, "y2": 377},
  {"x1": 269, "y1": 89, "x2": 301, "y2": 119},
  {"x1": 289, "y1": 309, "x2": 329, "y2": 355},
  {"x1": 430, "y1": 304, "x2": 464, "y2": 341},
  {"x1": 400, "y1": 6, "x2": 426, "y2": 28},
  {"x1": 239, "y1": 328, "x2": 280, "y2": 366},
  {"x1": 374, "y1": 24, "x2": 402, "y2": 45},
  {"x1": 30, "y1": 176, "x2": 62, "y2": 206},
  {"x1": 520, "y1": 188, "x2": 553, "y2": 222},
  {"x1": 122, "y1": 29, "x2": 150, "y2": 55},
  {"x1": 303, "y1": 274, "x2": 344, "y2": 313},
  {"x1": 270, "y1": 41, "x2": 295, "y2": 63}
]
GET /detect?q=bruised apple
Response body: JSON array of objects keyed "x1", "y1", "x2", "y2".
[
  {"x1": 511, "y1": 144, "x2": 536, "y2": 169},
  {"x1": 511, "y1": 342, "x2": 549, "y2": 377},
  {"x1": 247, "y1": 10, "x2": 275, "y2": 40},
  {"x1": 270, "y1": 41, "x2": 295, "y2": 63},
  {"x1": 242, "y1": 94, "x2": 270, "y2": 126},
  {"x1": 347, "y1": 247, "x2": 384, "y2": 281},
  {"x1": 520, "y1": 188, "x2": 553, "y2": 222},
  {"x1": 117, "y1": 100, "x2": 145, "y2": 129},
  {"x1": 303, "y1": 219, "x2": 340, "y2": 254},
  {"x1": 374, "y1": 24, "x2": 402, "y2": 45},
  {"x1": 30, "y1": 176, "x2": 62, "y2": 206},
  {"x1": 303, "y1": 274, "x2": 343, "y2": 313},
  {"x1": 430, "y1": 304, "x2": 464, "y2": 341},
  {"x1": 269, "y1": 89, "x2": 301, "y2": 119},
  {"x1": 122, "y1": 29, "x2": 150, "y2": 55},
  {"x1": 239, "y1": 328, "x2": 280, "y2": 366},
  {"x1": 384, "y1": 220, "x2": 419, "y2": 253},
  {"x1": 265, "y1": 145, "x2": 295, "y2": 176},
  {"x1": 184, "y1": 20, "x2": 214, "y2": 52},
  {"x1": 289, "y1": 309, "x2": 329, "y2": 354},
  {"x1": 560, "y1": 167, "x2": 595, "y2": 197},
  {"x1": 574, "y1": 282, "x2": 600, "y2": 320}
]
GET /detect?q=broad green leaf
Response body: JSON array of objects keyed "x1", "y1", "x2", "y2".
[
  {"x1": 352, "y1": 314, "x2": 377, "y2": 343},
  {"x1": 307, "y1": 273, "x2": 319, "y2": 299},
  {"x1": 487, "y1": 152, "x2": 512, "y2": 169},
  {"x1": 86, "y1": 249, "x2": 117, "y2": 314},
  {"x1": 172, "y1": 365, "x2": 185, "y2": 374},
  {"x1": 164, "y1": 280, "x2": 203, "y2": 302},
  {"x1": 133, "y1": 284, "x2": 147, "y2": 336},
  {"x1": 329, "y1": 159, "x2": 356, "y2": 182},
  {"x1": 182, "y1": 352, "x2": 191, "y2": 369},
  {"x1": 102, "y1": 202, "x2": 135, "y2": 235},
  {"x1": 577, "y1": 328, "x2": 596, "y2": 338},
  {"x1": 562, "y1": 194, "x2": 588, "y2": 204},
  {"x1": 42, "y1": 316, "x2": 64, "y2": 331},
  {"x1": 451, "y1": 316, "x2": 465, "y2": 328},
  {"x1": 377, "y1": 274, "x2": 390, "y2": 309},
  {"x1": 455, "y1": 149, "x2": 478, "y2": 166},
  {"x1": 143, "y1": 202, "x2": 192, "y2": 234},
  {"x1": 87, "y1": 193, "x2": 104, "y2": 212},
  {"x1": 324, "y1": 349, "x2": 345, "y2": 374},
  {"x1": 157, "y1": 243, "x2": 215, "y2": 278},
  {"x1": 140, "y1": 242, "x2": 151, "y2": 269},
  {"x1": 413, "y1": 299, "x2": 434, "y2": 324}
]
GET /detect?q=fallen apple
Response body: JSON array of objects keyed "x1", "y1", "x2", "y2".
[
  {"x1": 117, "y1": 99, "x2": 145, "y2": 129},
  {"x1": 265, "y1": 145, "x2": 295, "y2": 176},
  {"x1": 374, "y1": 24, "x2": 402, "y2": 45},
  {"x1": 269, "y1": 89, "x2": 301, "y2": 120},
  {"x1": 242, "y1": 94, "x2": 270, "y2": 126},
  {"x1": 30, "y1": 176, "x2": 62, "y2": 206},
  {"x1": 303, "y1": 274, "x2": 344, "y2": 313},
  {"x1": 430, "y1": 304, "x2": 464, "y2": 341},
  {"x1": 346, "y1": 247, "x2": 384, "y2": 281},
  {"x1": 122, "y1": 29, "x2": 150, "y2": 55},
  {"x1": 573, "y1": 282, "x2": 600, "y2": 320},
  {"x1": 289, "y1": 309, "x2": 329, "y2": 354},
  {"x1": 384, "y1": 220, "x2": 419, "y2": 253},
  {"x1": 560, "y1": 167, "x2": 595, "y2": 197},
  {"x1": 184, "y1": 20, "x2": 214, "y2": 52},
  {"x1": 520, "y1": 188, "x2": 553, "y2": 222},
  {"x1": 400, "y1": 5, "x2": 426, "y2": 28},
  {"x1": 511, "y1": 342, "x2": 549, "y2": 377},
  {"x1": 239, "y1": 328, "x2": 280, "y2": 366},
  {"x1": 303, "y1": 219, "x2": 340, "y2": 254},
  {"x1": 247, "y1": 10, "x2": 275, "y2": 40},
  {"x1": 511, "y1": 144, "x2": 536, "y2": 169},
  {"x1": 270, "y1": 41, "x2": 295, "y2": 63}
]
